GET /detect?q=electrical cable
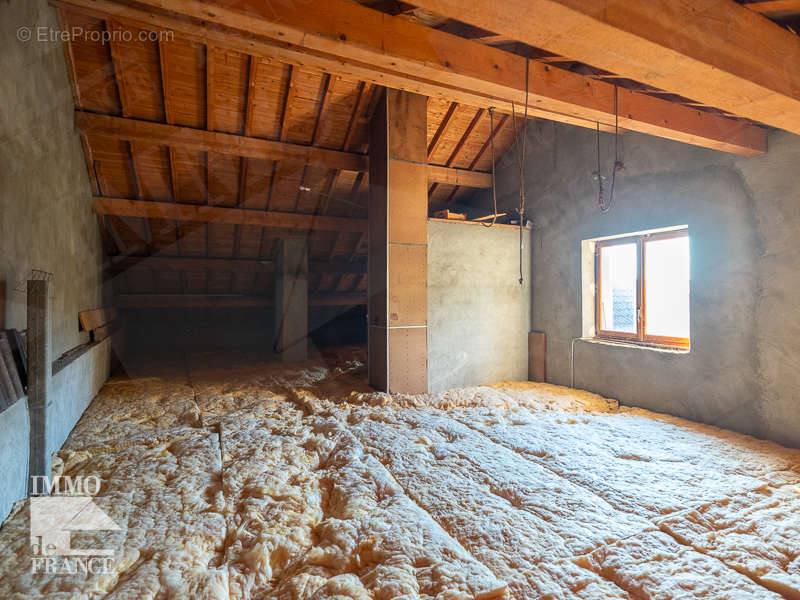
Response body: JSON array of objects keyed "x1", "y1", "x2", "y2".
[
  {"x1": 482, "y1": 107, "x2": 498, "y2": 228},
  {"x1": 596, "y1": 85, "x2": 624, "y2": 213},
  {"x1": 509, "y1": 57, "x2": 530, "y2": 285}
]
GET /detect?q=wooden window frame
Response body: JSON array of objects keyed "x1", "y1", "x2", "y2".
[{"x1": 595, "y1": 229, "x2": 690, "y2": 349}]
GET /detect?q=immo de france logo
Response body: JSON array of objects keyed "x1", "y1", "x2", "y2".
[{"x1": 29, "y1": 476, "x2": 120, "y2": 575}]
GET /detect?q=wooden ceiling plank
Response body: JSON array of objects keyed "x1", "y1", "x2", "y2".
[
  {"x1": 280, "y1": 65, "x2": 297, "y2": 142},
  {"x1": 53, "y1": 0, "x2": 765, "y2": 153},
  {"x1": 343, "y1": 82, "x2": 373, "y2": 152},
  {"x1": 468, "y1": 113, "x2": 508, "y2": 170},
  {"x1": 234, "y1": 55, "x2": 259, "y2": 258},
  {"x1": 329, "y1": 79, "x2": 373, "y2": 284},
  {"x1": 407, "y1": 0, "x2": 799, "y2": 137},
  {"x1": 107, "y1": 20, "x2": 157, "y2": 290},
  {"x1": 59, "y1": 7, "x2": 106, "y2": 203},
  {"x1": 445, "y1": 107, "x2": 484, "y2": 167},
  {"x1": 206, "y1": 45, "x2": 217, "y2": 132},
  {"x1": 243, "y1": 55, "x2": 259, "y2": 136},
  {"x1": 311, "y1": 74, "x2": 338, "y2": 146},
  {"x1": 156, "y1": 35, "x2": 186, "y2": 292},
  {"x1": 427, "y1": 101, "x2": 459, "y2": 159}
]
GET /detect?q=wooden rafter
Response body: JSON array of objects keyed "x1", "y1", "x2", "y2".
[
  {"x1": 106, "y1": 19, "x2": 157, "y2": 287},
  {"x1": 280, "y1": 66, "x2": 297, "y2": 142},
  {"x1": 469, "y1": 113, "x2": 508, "y2": 170},
  {"x1": 343, "y1": 82, "x2": 374, "y2": 151},
  {"x1": 445, "y1": 107, "x2": 484, "y2": 167},
  {"x1": 427, "y1": 102, "x2": 459, "y2": 158},
  {"x1": 311, "y1": 74, "x2": 338, "y2": 146},
  {"x1": 156, "y1": 35, "x2": 186, "y2": 292},
  {"x1": 53, "y1": 0, "x2": 765, "y2": 154}
]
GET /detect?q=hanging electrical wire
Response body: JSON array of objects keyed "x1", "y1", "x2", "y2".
[
  {"x1": 595, "y1": 84, "x2": 625, "y2": 213},
  {"x1": 482, "y1": 107, "x2": 499, "y2": 228},
  {"x1": 509, "y1": 56, "x2": 530, "y2": 285}
]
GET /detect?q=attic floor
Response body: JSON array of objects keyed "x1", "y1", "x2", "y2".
[{"x1": 0, "y1": 348, "x2": 798, "y2": 599}]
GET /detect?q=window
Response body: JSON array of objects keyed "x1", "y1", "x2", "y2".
[{"x1": 595, "y1": 229, "x2": 690, "y2": 348}]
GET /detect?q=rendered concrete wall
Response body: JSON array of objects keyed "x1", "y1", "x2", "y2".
[
  {"x1": 49, "y1": 338, "x2": 112, "y2": 455},
  {"x1": 0, "y1": 399, "x2": 30, "y2": 523},
  {"x1": 0, "y1": 0, "x2": 110, "y2": 514},
  {"x1": 0, "y1": 0, "x2": 106, "y2": 352},
  {"x1": 427, "y1": 221, "x2": 531, "y2": 392},
  {"x1": 486, "y1": 121, "x2": 800, "y2": 448}
]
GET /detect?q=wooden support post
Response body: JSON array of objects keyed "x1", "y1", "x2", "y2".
[
  {"x1": 27, "y1": 280, "x2": 51, "y2": 492},
  {"x1": 368, "y1": 89, "x2": 428, "y2": 394},
  {"x1": 274, "y1": 238, "x2": 309, "y2": 362}
]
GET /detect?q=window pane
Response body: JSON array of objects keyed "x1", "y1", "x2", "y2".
[
  {"x1": 645, "y1": 235, "x2": 690, "y2": 339},
  {"x1": 599, "y1": 243, "x2": 638, "y2": 333}
]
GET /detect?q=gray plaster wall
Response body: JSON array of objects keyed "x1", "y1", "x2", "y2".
[
  {"x1": 427, "y1": 221, "x2": 531, "y2": 392},
  {"x1": 49, "y1": 338, "x2": 112, "y2": 455},
  {"x1": 0, "y1": 0, "x2": 106, "y2": 353},
  {"x1": 0, "y1": 0, "x2": 110, "y2": 517},
  {"x1": 0, "y1": 399, "x2": 30, "y2": 523},
  {"x1": 485, "y1": 121, "x2": 800, "y2": 448}
]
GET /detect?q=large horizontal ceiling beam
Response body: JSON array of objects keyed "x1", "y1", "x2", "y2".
[
  {"x1": 107, "y1": 255, "x2": 366, "y2": 275},
  {"x1": 78, "y1": 111, "x2": 365, "y2": 171},
  {"x1": 407, "y1": 0, "x2": 800, "y2": 137},
  {"x1": 115, "y1": 293, "x2": 366, "y2": 308},
  {"x1": 744, "y1": 0, "x2": 800, "y2": 16},
  {"x1": 77, "y1": 112, "x2": 492, "y2": 188},
  {"x1": 93, "y1": 197, "x2": 368, "y2": 233},
  {"x1": 55, "y1": 0, "x2": 766, "y2": 155}
]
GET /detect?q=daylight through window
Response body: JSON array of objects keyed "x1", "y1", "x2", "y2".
[{"x1": 595, "y1": 229, "x2": 690, "y2": 348}]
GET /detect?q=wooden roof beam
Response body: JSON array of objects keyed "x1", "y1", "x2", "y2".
[
  {"x1": 115, "y1": 293, "x2": 366, "y2": 308},
  {"x1": 744, "y1": 1, "x2": 800, "y2": 16},
  {"x1": 93, "y1": 197, "x2": 368, "y2": 233},
  {"x1": 54, "y1": 0, "x2": 764, "y2": 155},
  {"x1": 407, "y1": 0, "x2": 800, "y2": 137},
  {"x1": 107, "y1": 255, "x2": 366, "y2": 275},
  {"x1": 77, "y1": 111, "x2": 366, "y2": 172},
  {"x1": 77, "y1": 111, "x2": 492, "y2": 187}
]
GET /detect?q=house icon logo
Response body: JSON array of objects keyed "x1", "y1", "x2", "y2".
[{"x1": 30, "y1": 496, "x2": 120, "y2": 557}]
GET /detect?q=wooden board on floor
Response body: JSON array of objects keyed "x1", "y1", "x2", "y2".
[{"x1": 529, "y1": 331, "x2": 546, "y2": 383}]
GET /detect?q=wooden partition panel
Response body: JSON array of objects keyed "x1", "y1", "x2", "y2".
[{"x1": 368, "y1": 89, "x2": 428, "y2": 393}]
